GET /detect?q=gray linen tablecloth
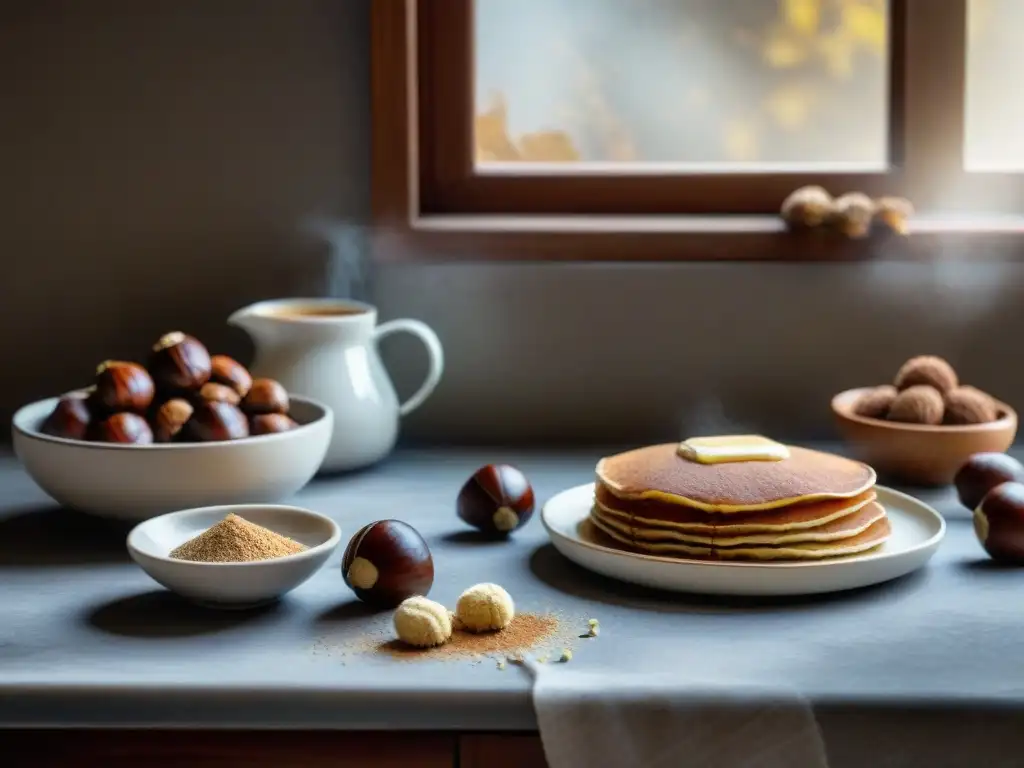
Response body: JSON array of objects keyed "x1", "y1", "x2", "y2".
[{"x1": 531, "y1": 661, "x2": 829, "y2": 768}]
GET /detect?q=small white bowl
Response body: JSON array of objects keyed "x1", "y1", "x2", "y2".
[
  {"x1": 12, "y1": 394, "x2": 333, "y2": 521},
  {"x1": 127, "y1": 504, "x2": 341, "y2": 608}
]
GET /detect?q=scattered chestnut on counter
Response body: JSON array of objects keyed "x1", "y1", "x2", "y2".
[
  {"x1": 93, "y1": 412, "x2": 154, "y2": 444},
  {"x1": 40, "y1": 393, "x2": 92, "y2": 440},
  {"x1": 197, "y1": 381, "x2": 241, "y2": 407},
  {"x1": 954, "y1": 452, "x2": 1024, "y2": 512},
  {"x1": 209, "y1": 355, "x2": 252, "y2": 399},
  {"x1": 242, "y1": 378, "x2": 289, "y2": 415},
  {"x1": 457, "y1": 464, "x2": 535, "y2": 536},
  {"x1": 186, "y1": 400, "x2": 249, "y2": 442},
  {"x1": 152, "y1": 398, "x2": 194, "y2": 443},
  {"x1": 148, "y1": 332, "x2": 211, "y2": 393},
  {"x1": 92, "y1": 360, "x2": 155, "y2": 414},
  {"x1": 341, "y1": 520, "x2": 434, "y2": 608},
  {"x1": 250, "y1": 413, "x2": 298, "y2": 436},
  {"x1": 974, "y1": 481, "x2": 1024, "y2": 563}
]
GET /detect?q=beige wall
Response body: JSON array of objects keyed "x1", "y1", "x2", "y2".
[{"x1": 2, "y1": 0, "x2": 1021, "y2": 445}]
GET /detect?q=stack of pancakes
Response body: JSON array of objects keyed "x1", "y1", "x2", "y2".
[{"x1": 590, "y1": 439, "x2": 889, "y2": 562}]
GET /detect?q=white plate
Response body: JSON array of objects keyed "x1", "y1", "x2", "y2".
[{"x1": 541, "y1": 483, "x2": 945, "y2": 597}]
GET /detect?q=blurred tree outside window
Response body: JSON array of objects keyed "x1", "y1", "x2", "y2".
[{"x1": 474, "y1": 0, "x2": 1020, "y2": 170}]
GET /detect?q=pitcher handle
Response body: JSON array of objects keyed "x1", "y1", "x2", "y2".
[{"x1": 374, "y1": 319, "x2": 445, "y2": 417}]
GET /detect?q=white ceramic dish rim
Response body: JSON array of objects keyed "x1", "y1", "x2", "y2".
[
  {"x1": 127, "y1": 504, "x2": 342, "y2": 568},
  {"x1": 542, "y1": 482, "x2": 946, "y2": 570},
  {"x1": 12, "y1": 392, "x2": 333, "y2": 451}
]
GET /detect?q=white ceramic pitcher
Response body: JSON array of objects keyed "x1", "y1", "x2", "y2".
[{"x1": 228, "y1": 298, "x2": 443, "y2": 472}]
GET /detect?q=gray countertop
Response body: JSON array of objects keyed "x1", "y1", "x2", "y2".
[{"x1": 0, "y1": 445, "x2": 1021, "y2": 731}]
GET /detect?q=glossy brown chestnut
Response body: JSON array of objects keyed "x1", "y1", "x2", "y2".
[
  {"x1": 40, "y1": 394, "x2": 92, "y2": 440},
  {"x1": 197, "y1": 381, "x2": 242, "y2": 406},
  {"x1": 209, "y1": 355, "x2": 253, "y2": 398},
  {"x1": 954, "y1": 453, "x2": 1024, "y2": 512},
  {"x1": 152, "y1": 398, "x2": 194, "y2": 443},
  {"x1": 148, "y1": 332, "x2": 211, "y2": 393},
  {"x1": 93, "y1": 412, "x2": 154, "y2": 444},
  {"x1": 457, "y1": 464, "x2": 535, "y2": 536},
  {"x1": 92, "y1": 360, "x2": 155, "y2": 414},
  {"x1": 186, "y1": 400, "x2": 249, "y2": 442},
  {"x1": 250, "y1": 413, "x2": 298, "y2": 436},
  {"x1": 974, "y1": 481, "x2": 1024, "y2": 563},
  {"x1": 341, "y1": 520, "x2": 434, "y2": 607},
  {"x1": 241, "y1": 378, "x2": 290, "y2": 415}
]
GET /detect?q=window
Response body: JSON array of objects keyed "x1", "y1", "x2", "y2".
[
  {"x1": 965, "y1": 0, "x2": 1024, "y2": 171},
  {"x1": 474, "y1": 0, "x2": 890, "y2": 167},
  {"x1": 372, "y1": 0, "x2": 1024, "y2": 261}
]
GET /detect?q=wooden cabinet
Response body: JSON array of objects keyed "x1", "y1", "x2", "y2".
[
  {"x1": 0, "y1": 730, "x2": 555, "y2": 767},
  {"x1": 0, "y1": 731, "x2": 456, "y2": 768},
  {"x1": 460, "y1": 734, "x2": 548, "y2": 768}
]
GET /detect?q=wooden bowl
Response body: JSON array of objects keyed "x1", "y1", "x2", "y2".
[{"x1": 831, "y1": 387, "x2": 1017, "y2": 486}]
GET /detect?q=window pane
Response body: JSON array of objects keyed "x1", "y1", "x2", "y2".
[
  {"x1": 965, "y1": 0, "x2": 1024, "y2": 171},
  {"x1": 474, "y1": 0, "x2": 890, "y2": 168}
]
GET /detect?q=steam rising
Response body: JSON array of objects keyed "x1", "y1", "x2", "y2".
[
  {"x1": 679, "y1": 396, "x2": 758, "y2": 440},
  {"x1": 863, "y1": 236, "x2": 1016, "y2": 338},
  {"x1": 300, "y1": 216, "x2": 371, "y2": 301}
]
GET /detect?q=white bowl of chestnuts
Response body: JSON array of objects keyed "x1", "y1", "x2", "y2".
[{"x1": 11, "y1": 331, "x2": 334, "y2": 522}]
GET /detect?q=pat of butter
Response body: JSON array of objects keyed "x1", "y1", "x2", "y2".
[{"x1": 677, "y1": 435, "x2": 790, "y2": 464}]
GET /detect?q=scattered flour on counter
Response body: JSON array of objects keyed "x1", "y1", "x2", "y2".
[{"x1": 312, "y1": 609, "x2": 593, "y2": 666}]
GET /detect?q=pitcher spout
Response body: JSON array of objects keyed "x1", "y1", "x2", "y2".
[
  {"x1": 227, "y1": 304, "x2": 259, "y2": 332},
  {"x1": 227, "y1": 302, "x2": 284, "y2": 348}
]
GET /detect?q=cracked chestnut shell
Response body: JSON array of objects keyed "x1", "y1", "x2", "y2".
[
  {"x1": 148, "y1": 332, "x2": 211, "y2": 393},
  {"x1": 93, "y1": 412, "x2": 153, "y2": 444},
  {"x1": 955, "y1": 453, "x2": 1024, "y2": 512},
  {"x1": 40, "y1": 393, "x2": 92, "y2": 440},
  {"x1": 457, "y1": 464, "x2": 535, "y2": 536},
  {"x1": 341, "y1": 520, "x2": 434, "y2": 607},
  {"x1": 974, "y1": 481, "x2": 1024, "y2": 563},
  {"x1": 186, "y1": 400, "x2": 249, "y2": 442},
  {"x1": 209, "y1": 355, "x2": 252, "y2": 399},
  {"x1": 93, "y1": 360, "x2": 155, "y2": 414}
]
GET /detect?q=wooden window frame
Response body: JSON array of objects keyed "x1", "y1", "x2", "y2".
[{"x1": 372, "y1": 0, "x2": 1024, "y2": 262}]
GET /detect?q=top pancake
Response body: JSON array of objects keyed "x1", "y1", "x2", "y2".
[{"x1": 596, "y1": 442, "x2": 875, "y2": 513}]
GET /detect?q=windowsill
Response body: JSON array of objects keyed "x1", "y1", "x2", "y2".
[
  {"x1": 415, "y1": 212, "x2": 1024, "y2": 235},
  {"x1": 370, "y1": 213, "x2": 1024, "y2": 263}
]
